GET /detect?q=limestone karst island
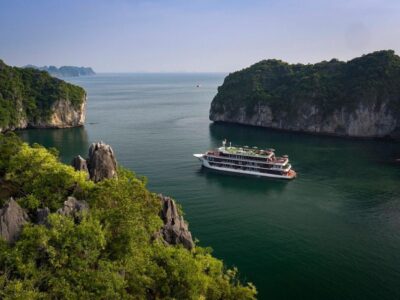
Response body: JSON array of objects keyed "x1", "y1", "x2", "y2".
[
  {"x1": 210, "y1": 50, "x2": 400, "y2": 139},
  {"x1": 0, "y1": 60, "x2": 86, "y2": 132},
  {"x1": 1, "y1": 1, "x2": 400, "y2": 300}
]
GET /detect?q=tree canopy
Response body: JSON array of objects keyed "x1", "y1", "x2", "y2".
[
  {"x1": 0, "y1": 133, "x2": 257, "y2": 299},
  {"x1": 0, "y1": 60, "x2": 85, "y2": 129},
  {"x1": 210, "y1": 50, "x2": 400, "y2": 118}
]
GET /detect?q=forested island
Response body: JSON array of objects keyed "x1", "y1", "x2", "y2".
[
  {"x1": 210, "y1": 50, "x2": 400, "y2": 138},
  {"x1": 25, "y1": 65, "x2": 96, "y2": 77},
  {"x1": 0, "y1": 133, "x2": 256, "y2": 299},
  {"x1": 0, "y1": 59, "x2": 86, "y2": 132}
]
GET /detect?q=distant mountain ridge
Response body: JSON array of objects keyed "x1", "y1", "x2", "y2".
[{"x1": 24, "y1": 65, "x2": 95, "y2": 77}]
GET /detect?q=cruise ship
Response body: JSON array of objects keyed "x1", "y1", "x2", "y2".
[{"x1": 193, "y1": 140, "x2": 296, "y2": 179}]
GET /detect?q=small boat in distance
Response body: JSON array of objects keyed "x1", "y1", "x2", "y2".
[{"x1": 193, "y1": 140, "x2": 297, "y2": 180}]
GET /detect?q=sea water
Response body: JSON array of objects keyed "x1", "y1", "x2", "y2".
[{"x1": 18, "y1": 73, "x2": 400, "y2": 300}]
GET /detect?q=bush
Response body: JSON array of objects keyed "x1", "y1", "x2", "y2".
[{"x1": 0, "y1": 134, "x2": 257, "y2": 299}]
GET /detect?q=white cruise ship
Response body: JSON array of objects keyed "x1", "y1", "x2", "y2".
[{"x1": 193, "y1": 140, "x2": 297, "y2": 180}]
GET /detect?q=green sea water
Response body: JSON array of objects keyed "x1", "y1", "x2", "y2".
[{"x1": 18, "y1": 73, "x2": 400, "y2": 300}]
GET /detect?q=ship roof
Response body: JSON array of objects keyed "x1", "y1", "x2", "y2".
[{"x1": 218, "y1": 146, "x2": 274, "y2": 158}]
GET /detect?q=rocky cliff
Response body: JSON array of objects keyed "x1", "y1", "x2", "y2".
[
  {"x1": 158, "y1": 195, "x2": 195, "y2": 250},
  {"x1": 0, "y1": 59, "x2": 86, "y2": 132},
  {"x1": 71, "y1": 142, "x2": 195, "y2": 249},
  {"x1": 210, "y1": 50, "x2": 400, "y2": 138}
]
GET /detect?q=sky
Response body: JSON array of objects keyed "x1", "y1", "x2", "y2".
[{"x1": 1, "y1": 0, "x2": 400, "y2": 72}]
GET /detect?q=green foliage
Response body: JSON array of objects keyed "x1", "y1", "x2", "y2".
[
  {"x1": 17, "y1": 194, "x2": 41, "y2": 212},
  {"x1": 0, "y1": 132, "x2": 23, "y2": 176},
  {"x1": 0, "y1": 134, "x2": 257, "y2": 299},
  {"x1": 0, "y1": 59, "x2": 85, "y2": 129},
  {"x1": 211, "y1": 50, "x2": 400, "y2": 117},
  {"x1": 5, "y1": 143, "x2": 93, "y2": 211}
]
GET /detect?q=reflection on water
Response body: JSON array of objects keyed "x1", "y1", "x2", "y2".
[
  {"x1": 17, "y1": 127, "x2": 89, "y2": 163},
  {"x1": 197, "y1": 167, "x2": 289, "y2": 196}
]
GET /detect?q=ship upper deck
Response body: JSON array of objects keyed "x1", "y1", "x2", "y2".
[
  {"x1": 205, "y1": 146, "x2": 289, "y2": 166},
  {"x1": 218, "y1": 146, "x2": 274, "y2": 159}
]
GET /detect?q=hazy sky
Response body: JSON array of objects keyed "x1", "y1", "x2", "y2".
[{"x1": 1, "y1": 0, "x2": 400, "y2": 72}]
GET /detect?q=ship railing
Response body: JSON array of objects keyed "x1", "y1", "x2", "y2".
[
  {"x1": 207, "y1": 153, "x2": 288, "y2": 166},
  {"x1": 209, "y1": 162, "x2": 289, "y2": 175},
  {"x1": 208, "y1": 159, "x2": 291, "y2": 172}
]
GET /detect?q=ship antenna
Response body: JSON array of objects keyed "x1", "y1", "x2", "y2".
[{"x1": 222, "y1": 139, "x2": 227, "y2": 149}]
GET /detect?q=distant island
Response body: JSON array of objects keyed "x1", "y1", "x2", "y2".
[
  {"x1": 210, "y1": 50, "x2": 400, "y2": 139},
  {"x1": 24, "y1": 65, "x2": 95, "y2": 77},
  {"x1": 0, "y1": 59, "x2": 86, "y2": 132}
]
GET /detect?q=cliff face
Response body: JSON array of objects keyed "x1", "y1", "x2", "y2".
[
  {"x1": 0, "y1": 59, "x2": 86, "y2": 132},
  {"x1": 210, "y1": 50, "x2": 400, "y2": 138},
  {"x1": 31, "y1": 99, "x2": 86, "y2": 129},
  {"x1": 211, "y1": 99, "x2": 400, "y2": 138}
]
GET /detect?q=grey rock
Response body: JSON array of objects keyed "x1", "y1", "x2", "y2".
[
  {"x1": 210, "y1": 101, "x2": 400, "y2": 139},
  {"x1": 71, "y1": 155, "x2": 88, "y2": 172},
  {"x1": 87, "y1": 142, "x2": 117, "y2": 182},
  {"x1": 57, "y1": 197, "x2": 88, "y2": 219},
  {"x1": 36, "y1": 207, "x2": 50, "y2": 225},
  {"x1": 0, "y1": 198, "x2": 29, "y2": 243},
  {"x1": 159, "y1": 195, "x2": 194, "y2": 250},
  {"x1": 71, "y1": 155, "x2": 89, "y2": 179}
]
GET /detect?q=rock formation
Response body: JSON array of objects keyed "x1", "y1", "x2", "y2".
[
  {"x1": 31, "y1": 198, "x2": 88, "y2": 228},
  {"x1": 158, "y1": 195, "x2": 195, "y2": 250},
  {"x1": 209, "y1": 50, "x2": 400, "y2": 139},
  {"x1": 72, "y1": 142, "x2": 117, "y2": 182},
  {"x1": 70, "y1": 144, "x2": 194, "y2": 250},
  {"x1": 87, "y1": 142, "x2": 118, "y2": 182},
  {"x1": 0, "y1": 198, "x2": 30, "y2": 243},
  {"x1": 57, "y1": 197, "x2": 88, "y2": 219},
  {"x1": 36, "y1": 207, "x2": 50, "y2": 225},
  {"x1": 71, "y1": 155, "x2": 89, "y2": 177}
]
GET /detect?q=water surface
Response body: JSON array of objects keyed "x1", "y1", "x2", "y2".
[{"x1": 18, "y1": 73, "x2": 400, "y2": 300}]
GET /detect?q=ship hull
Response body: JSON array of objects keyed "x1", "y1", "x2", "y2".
[{"x1": 193, "y1": 154, "x2": 296, "y2": 180}]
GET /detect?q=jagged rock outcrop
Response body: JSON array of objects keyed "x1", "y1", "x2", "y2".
[
  {"x1": 71, "y1": 155, "x2": 89, "y2": 175},
  {"x1": 57, "y1": 197, "x2": 88, "y2": 219},
  {"x1": 36, "y1": 207, "x2": 50, "y2": 225},
  {"x1": 32, "y1": 198, "x2": 87, "y2": 227},
  {"x1": 87, "y1": 142, "x2": 118, "y2": 182},
  {"x1": 158, "y1": 195, "x2": 195, "y2": 250},
  {"x1": 0, "y1": 198, "x2": 29, "y2": 243},
  {"x1": 0, "y1": 59, "x2": 86, "y2": 132},
  {"x1": 71, "y1": 142, "x2": 117, "y2": 182},
  {"x1": 210, "y1": 50, "x2": 400, "y2": 138},
  {"x1": 70, "y1": 145, "x2": 194, "y2": 250}
]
